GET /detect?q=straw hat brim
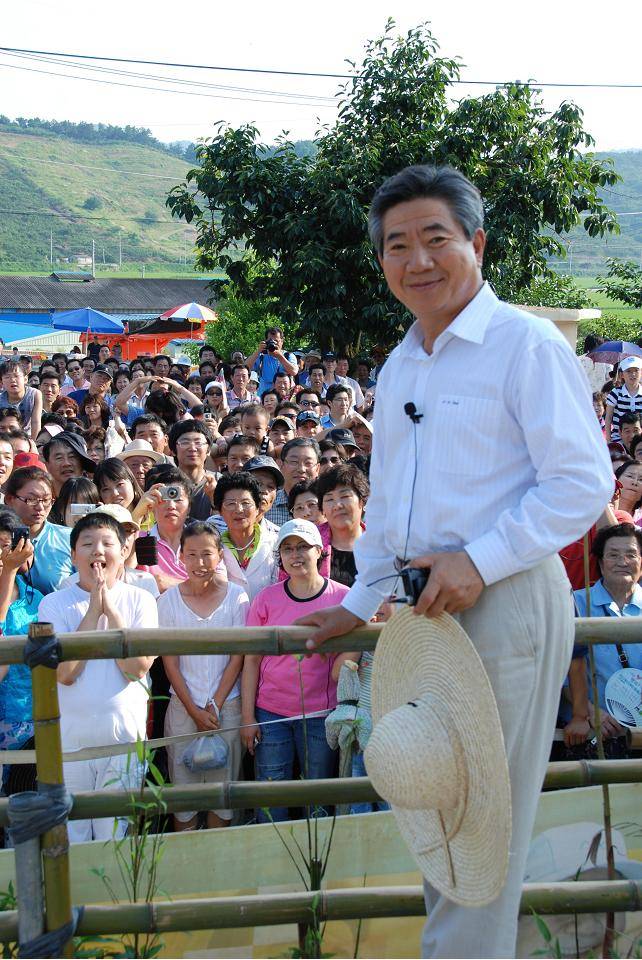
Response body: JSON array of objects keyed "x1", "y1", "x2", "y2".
[{"x1": 369, "y1": 607, "x2": 511, "y2": 906}]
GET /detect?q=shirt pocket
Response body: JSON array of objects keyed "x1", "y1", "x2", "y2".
[{"x1": 433, "y1": 394, "x2": 503, "y2": 476}]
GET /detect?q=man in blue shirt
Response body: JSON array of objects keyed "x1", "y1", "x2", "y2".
[
  {"x1": 573, "y1": 522, "x2": 642, "y2": 757},
  {"x1": 245, "y1": 326, "x2": 298, "y2": 396}
]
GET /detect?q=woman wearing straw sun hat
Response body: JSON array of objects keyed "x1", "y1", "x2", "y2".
[{"x1": 296, "y1": 165, "x2": 614, "y2": 958}]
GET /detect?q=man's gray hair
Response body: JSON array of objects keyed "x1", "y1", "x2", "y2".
[{"x1": 368, "y1": 165, "x2": 484, "y2": 254}]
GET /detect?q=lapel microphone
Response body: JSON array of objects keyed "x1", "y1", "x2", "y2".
[{"x1": 404, "y1": 402, "x2": 423, "y2": 424}]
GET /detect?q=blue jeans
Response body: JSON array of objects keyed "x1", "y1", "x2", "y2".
[
  {"x1": 254, "y1": 707, "x2": 337, "y2": 822},
  {"x1": 350, "y1": 750, "x2": 390, "y2": 815}
]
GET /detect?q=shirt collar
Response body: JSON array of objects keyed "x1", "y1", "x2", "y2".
[
  {"x1": 400, "y1": 281, "x2": 498, "y2": 359},
  {"x1": 592, "y1": 578, "x2": 642, "y2": 613}
]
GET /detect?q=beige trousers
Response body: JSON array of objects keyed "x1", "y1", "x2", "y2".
[{"x1": 421, "y1": 554, "x2": 574, "y2": 959}]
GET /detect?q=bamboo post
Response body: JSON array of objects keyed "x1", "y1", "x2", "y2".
[
  {"x1": 8, "y1": 802, "x2": 44, "y2": 947},
  {"x1": 30, "y1": 621, "x2": 73, "y2": 959},
  {"x1": 583, "y1": 535, "x2": 616, "y2": 956}
]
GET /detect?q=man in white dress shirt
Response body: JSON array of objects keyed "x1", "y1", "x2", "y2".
[{"x1": 297, "y1": 165, "x2": 614, "y2": 958}]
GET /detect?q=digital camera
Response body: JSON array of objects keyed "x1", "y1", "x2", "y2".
[{"x1": 160, "y1": 484, "x2": 181, "y2": 501}]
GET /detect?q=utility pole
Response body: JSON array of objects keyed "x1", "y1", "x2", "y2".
[
  {"x1": 50, "y1": 229, "x2": 53, "y2": 266},
  {"x1": 91, "y1": 239, "x2": 95, "y2": 278},
  {"x1": 183, "y1": 231, "x2": 187, "y2": 267},
  {"x1": 119, "y1": 236, "x2": 122, "y2": 270}
]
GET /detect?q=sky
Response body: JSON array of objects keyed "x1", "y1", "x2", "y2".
[{"x1": 1, "y1": 0, "x2": 642, "y2": 152}]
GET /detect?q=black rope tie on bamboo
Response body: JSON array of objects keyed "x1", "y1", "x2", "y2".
[
  {"x1": 8, "y1": 786, "x2": 82, "y2": 957},
  {"x1": 18, "y1": 907, "x2": 84, "y2": 959},
  {"x1": 22, "y1": 628, "x2": 61, "y2": 671}
]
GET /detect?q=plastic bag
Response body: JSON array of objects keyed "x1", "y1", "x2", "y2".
[{"x1": 183, "y1": 705, "x2": 229, "y2": 772}]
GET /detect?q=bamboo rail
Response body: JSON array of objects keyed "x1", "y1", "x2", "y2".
[
  {"x1": 0, "y1": 616, "x2": 639, "y2": 666},
  {"x1": 0, "y1": 759, "x2": 639, "y2": 828},
  {"x1": 1, "y1": 880, "x2": 642, "y2": 942}
]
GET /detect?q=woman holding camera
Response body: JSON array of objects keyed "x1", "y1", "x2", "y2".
[
  {"x1": 0, "y1": 508, "x2": 43, "y2": 758},
  {"x1": 137, "y1": 467, "x2": 193, "y2": 583}
]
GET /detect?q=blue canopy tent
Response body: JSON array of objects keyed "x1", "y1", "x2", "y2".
[{"x1": 51, "y1": 308, "x2": 124, "y2": 334}]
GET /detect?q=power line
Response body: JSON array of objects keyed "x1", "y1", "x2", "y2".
[
  {"x1": 2, "y1": 45, "x2": 642, "y2": 89},
  {"x1": 7, "y1": 50, "x2": 337, "y2": 103},
  {"x1": 3, "y1": 155, "x2": 185, "y2": 181},
  {"x1": 0, "y1": 208, "x2": 184, "y2": 224},
  {"x1": 0, "y1": 59, "x2": 338, "y2": 109}
]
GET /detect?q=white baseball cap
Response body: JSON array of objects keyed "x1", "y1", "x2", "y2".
[
  {"x1": 275, "y1": 518, "x2": 323, "y2": 550},
  {"x1": 620, "y1": 356, "x2": 642, "y2": 371}
]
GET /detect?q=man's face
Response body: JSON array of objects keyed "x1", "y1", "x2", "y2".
[
  {"x1": 53, "y1": 356, "x2": 67, "y2": 375},
  {"x1": 2, "y1": 366, "x2": 24, "y2": 394},
  {"x1": 226, "y1": 443, "x2": 255, "y2": 472},
  {"x1": 98, "y1": 346, "x2": 111, "y2": 363},
  {"x1": 600, "y1": 535, "x2": 642, "y2": 592},
  {"x1": 232, "y1": 367, "x2": 249, "y2": 393},
  {"x1": 3, "y1": 415, "x2": 21, "y2": 433},
  {"x1": 200, "y1": 348, "x2": 216, "y2": 364},
  {"x1": 274, "y1": 375, "x2": 291, "y2": 399},
  {"x1": 155, "y1": 357, "x2": 170, "y2": 377},
  {"x1": 67, "y1": 361, "x2": 84, "y2": 384},
  {"x1": 268, "y1": 330, "x2": 284, "y2": 350},
  {"x1": 46, "y1": 443, "x2": 83, "y2": 486},
  {"x1": 324, "y1": 359, "x2": 337, "y2": 376},
  {"x1": 19, "y1": 357, "x2": 32, "y2": 374},
  {"x1": 175, "y1": 431, "x2": 209, "y2": 471},
  {"x1": 336, "y1": 359, "x2": 349, "y2": 378},
  {"x1": 329, "y1": 391, "x2": 350, "y2": 421},
  {"x1": 379, "y1": 196, "x2": 485, "y2": 329},
  {"x1": 621, "y1": 422, "x2": 641, "y2": 449},
  {"x1": 269, "y1": 423, "x2": 295, "y2": 458},
  {"x1": 0, "y1": 440, "x2": 13, "y2": 485},
  {"x1": 40, "y1": 376, "x2": 60, "y2": 406},
  {"x1": 83, "y1": 358, "x2": 95, "y2": 376},
  {"x1": 351, "y1": 422, "x2": 372, "y2": 455},
  {"x1": 280, "y1": 446, "x2": 319, "y2": 488},
  {"x1": 622, "y1": 367, "x2": 642, "y2": 393},
  {"x1": 125, "y1": 454, "x2": 154, "y2": 486},
  {"x1": 134, "y1": 424, "x2": 166, "y2": 453},
  {"x1": 250, "y1": 469, "x2": 278, "y2": 515},
  {"x1": 200, "y1": 363, "x2": 215, "y2": 378},
  {"x1": 90, "y1": 371, "x2": 111, "y2": 395},
  {"x1": 309, "y1": 369, "x2": 324, "y2": 392},
  {"x1": 297, "y1": 419, "x2": 320, "y2": 439},
  {"x1": 299, "y1": 392, "x2": 320, "y2": 413}
]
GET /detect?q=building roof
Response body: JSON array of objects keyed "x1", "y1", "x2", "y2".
[{"x1": 0, "y1": 276, "x2": 218, "y2": 312}]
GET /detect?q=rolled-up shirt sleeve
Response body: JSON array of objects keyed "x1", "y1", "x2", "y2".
[{"x1": 465, "y1": 338, "x2": 614, "y2": 585}]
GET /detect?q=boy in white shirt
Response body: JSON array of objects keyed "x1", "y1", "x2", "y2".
[{"x1": 38, "y1": 512, "x2": 158, "y2": 843}]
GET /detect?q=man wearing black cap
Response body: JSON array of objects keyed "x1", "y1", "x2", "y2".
[
  {"x1": 68, "y1": 364, "x2": 112, "y2": 406},
  {"x1": 242, "y1": 455, "x2": 284, "y2": 535},
  {"x1": 296, "y1": 410, "x2": 321, "y2": 439}
]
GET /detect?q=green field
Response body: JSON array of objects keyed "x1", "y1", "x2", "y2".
[
  {"x1": 0, "y1": 130, "x2": 195, "y2": 267},
  {"x1": 572, "y1": 276, "x2": 642, "y2": 323}
]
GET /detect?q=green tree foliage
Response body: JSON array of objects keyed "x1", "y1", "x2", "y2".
[
  {"x1": 514, "y1": 274, "x2": 592, "y2": 309},
  {"x1": 166, "y1": 21, "x2": 620, "y2": 352},
  {"x1": 597, "y1": 257, "x2": 642, "y2": 309}
]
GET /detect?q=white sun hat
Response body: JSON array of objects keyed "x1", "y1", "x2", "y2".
[
  {"x1": 364, "y1": 607, "x2": 511, "y2": 906},
  {"x1": 275, "y1": 518, "x2": 322, "y2": 550}
]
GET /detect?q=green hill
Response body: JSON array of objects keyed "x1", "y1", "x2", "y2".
[{"x1": 0, "y1": 129, "x2": 195, "y2": 271}]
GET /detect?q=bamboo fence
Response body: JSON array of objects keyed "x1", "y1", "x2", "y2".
[
  {"x1": 3, "y1": 616, "x2": 642, "y2": 954},
  {"x1": 1, "y1": 880, "x2": 642, "y2": 942}
]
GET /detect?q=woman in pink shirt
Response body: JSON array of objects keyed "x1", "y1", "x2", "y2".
[{"x1": 241, "y1": 518, "x2": 350, "y2": 822}]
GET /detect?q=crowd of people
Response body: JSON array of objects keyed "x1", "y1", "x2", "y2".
[
  {"x1": 0, "y1": 332, "x2": 379, "y2": 840},
  {"x1": 0, "y1": 324, "x2": 637, "y2": 841}
]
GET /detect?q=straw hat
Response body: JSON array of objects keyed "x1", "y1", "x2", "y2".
[{"x1": 364, "y1": 607, "x2": 511, "y2": 906}]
